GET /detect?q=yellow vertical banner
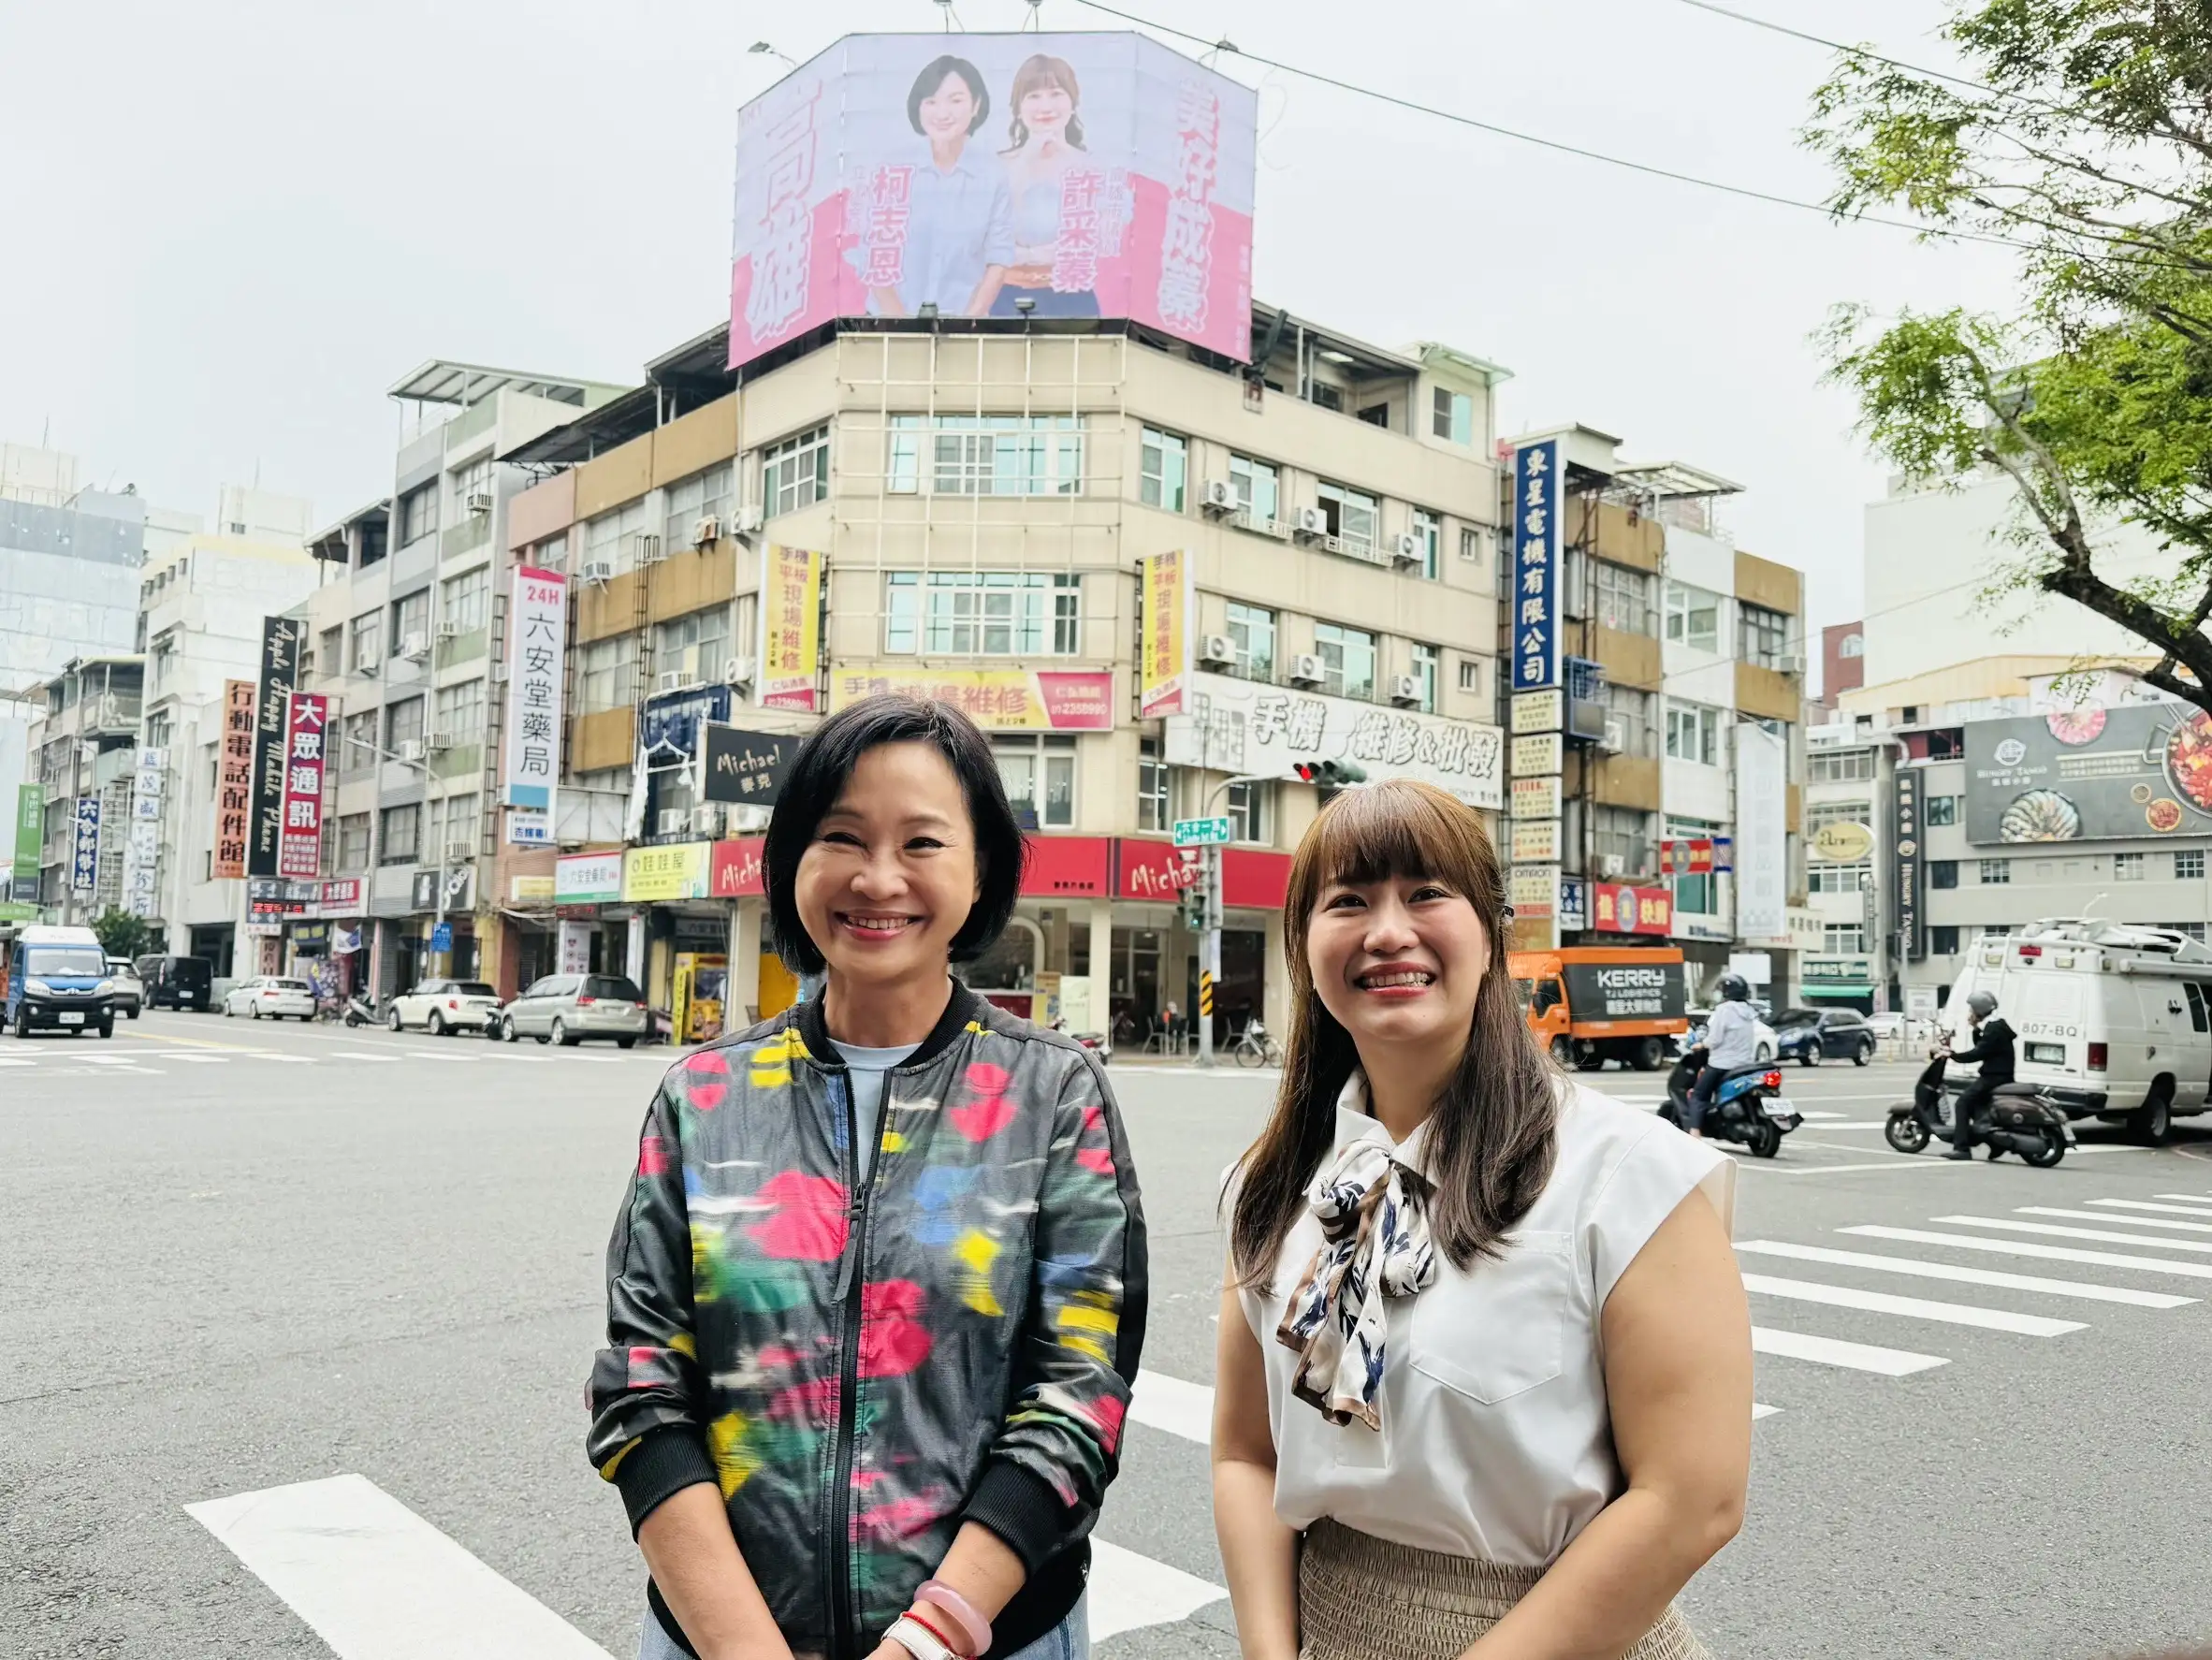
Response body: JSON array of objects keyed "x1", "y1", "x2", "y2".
[
  {"x1": 760, "y1": 543, "x2": 823, "y2": 713},
  {"x1": 1138, "y1": 550, "x2": 1189, "y2": 718}
]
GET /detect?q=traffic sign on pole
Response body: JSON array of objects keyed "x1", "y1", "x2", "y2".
[{"x1": 1173, "y1": 816, "x2": 1232, "y2": 847}]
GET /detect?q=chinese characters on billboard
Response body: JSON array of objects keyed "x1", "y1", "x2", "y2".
[
  {"x1": 1511, "y1": 440, "x2": 1562, "y2": 692},
  {"x1": 1138, "y1": 550, "x2": 1188, "y2": 719},
  {"x1": 1964, "y1": 704, "x2": 2212, "y2": 843},
  {"x1": 760, "y1": 544, "x2": 823, "y2": 712},
  {"x1": 70, "y1": 797, "x2": 100, "y2": 896},
  {"x1": 829, "y1": 666, "x2": 1113, "y2": 731},
  {"x1": 278, "y1": 692, "x2": 328, "y2": 880},
  {"x1": 245, "y1": 617, "x2": 303, "y2": 878},
  {"x1": 730, "y1": 33, "x2": 1258, "y2": 371},
  {"x1": 502, "y1": 565, "x2": 568, "y2": 844},
  {"x1": 213, "y1": 678, "x2": 256, "y2": 881}
]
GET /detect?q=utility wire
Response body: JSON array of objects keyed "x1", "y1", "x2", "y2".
[
  {"x1": 1669, "y1": 0, "x2": 2013, "y2": 105},
  {"x1": 1064, "y1": 0, "x2": 2030, "y2": 252}
]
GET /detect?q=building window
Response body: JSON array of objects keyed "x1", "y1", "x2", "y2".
[
  {"x1": 1809, "y1": 863, "x2": 1870, "y2": 896},
  {"x1": 396, "y1": 482, "x2": 439, "y2": 547},
  {"x1": 340, "y1": 711, "x2": 378, "y2": 773},
  {"x1": 1314, "y1": 621, "x2": 1376, "y2": 702},
  {"x1": 1929, "y1": 860, "x2": 1959, "y2": 889},
  {"x1": 584, "y1": 501, "x2": 648, "y2": 574},
  {"x1": 763, "y1": 425, "x2": 830, "y2": 517},
  {"x1": 1458, "y1": 657, "x2": 1480, "y2": 695},
  {"x1": 1603, "y1": 683, "x2": 1659, "y2": 758},
  {"x1": 532, "y1": 531, "x2": 568, "y2": 573},
  {"x1": 449, "y1": 458, "x2": 492, "y2": 517},
  {"x1": 316, "y1": 626, "x2": 343, "y2": 681},
  {"x1": 1930, "y1": 925, "x2": 1961, "y2": 955},
  {"x1": 1316, "y1": 481, "x2": 1379, "y2": 558},
  {"x1": 336, "y1": 813, "x2": 371, "y2": 871},
  {"x1": 1808, "y1": 749, "x2": 1876, "y2": 782},
  {"x1": 1431, "y1": 386, "x2": 1474, "y2": 445},
  {"x1": 2178, "y1": 850, "x2": 2206, "y2": 881},
  {"x1": 1411, "y1": 508, "x2": 1442, "y2": 581},
  {"x1": 1140, "y1": 427, "x2": 1188, "y2": 513},
  {"x1": 1227, "y1": 779, "x2": 1271, "y2": 844},
  {"x1": 578, "y1": 635, "x2": 639, "y2": 714},
  {"x1": 886, "y1": 415, "x2": 1084, "y2": 497},
  {"x1": 390, "y1": 590, "x2": 430, "y2": 657},
  {"x1": 1308, "y1": 382, "x2": 1344, "y2": 414},
  {"x1": 1739, "y1": 604, "x2": 1791, "y2": 668},
  {"x1": 1227, "y1": 602, "x2": 1275, "y2": 683},
  {"x1": 882, "y1": 572, "x2": 1081, "y2": 656},
  {"x1": 652, "y1": 607, "x2": 732, "y2": 685},
  {"x1": 432, "y1": 679, "x2": 486, "y2": 744},
  {"x1": 1806, "y1": 799, "x2": 1872, "y2": 830},
  {"x1": 1591, "y1": 805, "x2": 1655, "y2": 880},
  {"x1": 349, "y1": 611, "x2": 383, "y2": 674},
  {"x1": 1839, "y1": 632, "x2": 1865, "y2": 659},
  {"x1": 1663, "y1": 582, "x2": 1720, "y2": 652},
  {"x1": 1824, "y1": 923, "x2": 1869, "y2": 954},
  {"x1": 441, "y1": 566, "x2": 490, "y2": 636},
  {"x1": 386, "y1": 697, "x2": 425, "y2": 752},
  {"x1": 379, "y1": 804, "x2": 421, "y2": 865},
  {"x1": 1137, "y1": 737, "x2": 1169, "y2": 832},
  {"x1": 1460, "y1": 525, "x2": 1482, "y2": 565},
  {"x1": 1228, "y1": 454, "x2": 1279, "y2": 525},
  {"x1": 1357, "y1": 402, "x2": 1390, "y2": 430},
  {"x1": 1408, "y1": 643, "x2": 1438, "y2": 713},
  {"x1": 1665, "y1": 702, "x2": 1723, "y2": 765},
  {"x1": 1924, "y1": 794, "x2": 1958, "y2": 826},
  {"x1": 995, "y1": 734, "x2": 1075, "y2": 829},
  {"x1": 662, "y1": 462, "x2": 735, "y2": 546},
  {"x1": 429, "y1": 793, "x2": 481, "y2": 856},
  {"x1": 2114, "y1": 851, "x2": 2145, "y2": 881},
  {"x1": 1593, "y1": 561, "x2": 1656, "y2": 636},
  {"x1": 1979, "y1": 858, "x2": 2011, "y2": 885}
]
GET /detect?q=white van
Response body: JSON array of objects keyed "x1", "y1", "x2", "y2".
[{"x1": 1945, "y1": 920, "x2": 2212, "y2": 1143}]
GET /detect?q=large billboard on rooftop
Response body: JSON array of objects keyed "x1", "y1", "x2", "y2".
[{"x1": 730, "y1": 32, "x2": 1258, "y2": 371}]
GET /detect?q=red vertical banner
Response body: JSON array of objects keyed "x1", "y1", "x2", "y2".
[{"x1": 278, "y1": 692, "x2": 329, "y2": 880}]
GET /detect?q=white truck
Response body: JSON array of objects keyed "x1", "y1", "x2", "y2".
[{"x1": 1943, "y1": 920, "x2": 2212, "y2": 1143}]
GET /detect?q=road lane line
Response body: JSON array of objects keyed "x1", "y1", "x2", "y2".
[
  {"x1": 1841, "y1": 1226, "x2": 2212, "y2": 1280},
  {"x1": 1087, "y1": 1539, "x2": 1227, "y2": 1640},
  {"x1": 329, "y1": 1052, "x2": 400, "y2": 1062},
  {"x1": 1739, "y1": 1274, "x2": 2083, "y2": 1336},
  {"x1": 1751, "y1": 1326, "x2": 1946, "y2": 1376},
  {"x1": 1736, "y1": 1240, "x2": 2194, "y2": 1306},
  {"x1": 2020, "y1": 1206, "x2": 2212, "y2": 1235},
  {"x1": 1130, "y1": 1369, "x2": 1215, "y2": 1445},
  {"x1": 185, "y1": 1473, "x2": 614, "y2": 1659},
  {"x1": 405, "y1": 1051, "x2": 482, "y2": 1062},
  {"x1": 2128, "y1": 1196, "x2": 2212, "y2": 1213},
  {"x1": 1932, "y1": 1216, "x2": 2212, "y2": 1255}
]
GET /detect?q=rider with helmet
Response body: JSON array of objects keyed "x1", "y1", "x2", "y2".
[
  {"x1": 1943, "y1": 990, "x2": 2016, "y2": 1160},
  {"x1": 1687, "y1": 972, "x2": 1761, "y2": 1140}
]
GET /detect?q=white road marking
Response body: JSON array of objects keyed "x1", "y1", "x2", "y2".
[
  {"x1": 1739, "y1": 1240, "x2": 2195, "y2": 1308},
  {"x1": 2097, "y1": 1198, "x2": 2212, "y2": 1216},
  {"x1": 1752, "y1": 1402, "x2": 1783, "y2": 1420},
  {"x1": 1739, "y1": 1274, "x2": 2084, "y2": 1336},
  {"x1": 406, "y1": 1051, "x2": 483, "y2": 1062},
  {"x1": 1932, "y1": 1215, "x2": 2212, "y2": 1255},
  {"x1": 1130, "y1": 1369, "x2": 1215, "y2": 1446},
  {"x1": 1797, "y1": 1111, "x2": 1849, "y2": 1122},
  {"x1": 186, "y1": 1473, "x2": 614, "y2": 1659},
  {"x1": 2156, "y1": 1193, "x2": 2212, "y2": 1205},
  {"x1": 0, "y1": 1057, "x2": 32, "y2": 1067},
  {"x1": 1751, "y1": 1326, "x2": 1947, "y2": 1376},
  {"x1": 1088, "y1": 1538, "x2": 1228, "y2": 1640},
  {"x1": 2020, "y1": 1205, "x2": 2212, "y2": 1236},
  {"x1": 1841, "y1": 1226, "x2": 2212, "y2": 1280},
  {"x1": 330, "y1": 1051, "x2": 400, "y2": 1062}
]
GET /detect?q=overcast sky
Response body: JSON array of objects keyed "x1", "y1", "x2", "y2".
[{"x1": 2, "y1": 0, "x2": 2020, "y2": 647}]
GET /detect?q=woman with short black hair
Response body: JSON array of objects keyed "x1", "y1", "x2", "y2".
[
  {"x1": 590, "y1": 694, "x2": 1146, "y2": 1660},
  {"x1": 865, "y1": 54, "x2": 1013, "y2": 319}
]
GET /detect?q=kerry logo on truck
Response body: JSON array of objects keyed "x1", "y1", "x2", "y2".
[{"x1": 1563, "y1": 962, "x2": 1687, "y2": 1023}]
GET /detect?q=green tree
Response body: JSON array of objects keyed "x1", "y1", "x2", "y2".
[
  {"x1": 1808, "y1": 0, "x2": 2212, "y2": 717},
  {"x1": 91, "y1": 908, "x2": 153, "y2": 962}
]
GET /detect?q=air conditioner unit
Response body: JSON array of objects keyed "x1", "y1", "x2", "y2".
[
  {"x1": 436, "y1": 620, "x2": 461, "y2": 640},
  {"x1": 1389, "y1": 532, "x2": 1423, "y2": 566},
  {"x1": 656, "y1": 808, "x2": 691, "y2": 836},
  {"x1": 1388, "y1": 674, "x2": 1423, "y2": 706},
  {"x1": 1288, "y1": 652, "x2": 1326, "y2": 688},
  {"x1": 425, "y1": 731, "x2": 456, "y2": 752},
  {"x1": 1598, "y1": 718, "x2": 1627, "y2": 754},
  {"x1": 1199, "y1": 633, "x2": 1236, "y2": 669},
  {"x1": 1292, "y1": 505, "x2": 1329, "y2": 539},
  {"x1": 396, "y1": 631, "x2": 429, "y2": 663},
  {"x1": 1775, "y1": 651, "x2": 1807, "y2": 676},
  {"x1": 722, "y1": 655, "x2": 757, "y2": 688},
  {"x1": 465, "y1": 489, "x2": 494, "y2": 517},
  {"x1": 691, "y1": 515, "x2": 720, "y2": 548},
  {"x1": 733, "y1": 503, "x2": 765, "y2": 534},
  {"x1": 443, "y1": 838, "x2": 475, "y2": 864},
  {"x1": 656, "y1": 670, "x2": 700, "y2": 695},
  {"x1": 1596, "y1": 852, "x2": 1626, "y2": 879},
  {"x1": 578, "y1": 560, "x2": 616, "y2": 586},
  {"x1": 691, "y1": 805, "x2": 723, "y2": 835},
  {"x1": 489, "y1": 659, "x2": 508, "y2": 682},
  {"x1": 1201, "y1": 479, "x2": 1242, "y2": 516},
  {"x1": 396, "y1": 738, "x2": 427, "y2": 764}
]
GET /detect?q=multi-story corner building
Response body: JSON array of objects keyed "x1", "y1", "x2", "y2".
[
  {"x1": 464, "y1": 306, "x2": 1511, "y2": 1037},
  {"x1": 1800, "y1": 712, "x2": 1894, "y2": 1013},
  {"x1": 296, "y1": 365, "x2": 644, "y2": 995},
  {"x1": 23, "y1": 655, "x2": 143, "y2": 924},
  {"x1": 1502, "y1": 427, "x2": 1811, "y2": 1003}
]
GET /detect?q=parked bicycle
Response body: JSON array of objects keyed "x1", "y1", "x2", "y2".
[{"x1": 1230, "y1": 1017, "x2": 1283, "y2": 1069}]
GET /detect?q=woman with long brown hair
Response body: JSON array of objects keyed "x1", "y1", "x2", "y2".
[{"x1": 1211, "y1": 780, "x2": 1751, "y2": 1659}]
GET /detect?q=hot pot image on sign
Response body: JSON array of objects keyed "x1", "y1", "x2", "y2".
[
  {"x1": 2147, "y1": 798, "x2": 2185, "y2": 834},
  {"x1": 2164, "y1": 710, "x2": 2212, "y2": 813},
  {"x1": 1999, "y1": 788, "x2": 2081, "y2": 843},
  {"x1": 2045, "y1": 707, "x2": 2107, "y2": 746}
]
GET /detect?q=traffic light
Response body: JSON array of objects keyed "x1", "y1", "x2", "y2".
[
  {"x1": 1294, "y1": 759, "x2": 1368, "y2": 788},
  {"x1": 1181, "y1": 881, "x2": 1210, "y2": 931}
]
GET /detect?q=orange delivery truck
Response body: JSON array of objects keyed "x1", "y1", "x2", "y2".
[{"x1": 1508, "y1": 945, "x2": 1690, "y2": 1072}]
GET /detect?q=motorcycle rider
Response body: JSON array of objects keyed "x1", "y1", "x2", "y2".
[
  {"x1": 1687, "y1": 971, "x2": 1761, "y2": 1140},
  {"x1": 1943, "y1": 990, "x2": 2016, "y2": 1160}
]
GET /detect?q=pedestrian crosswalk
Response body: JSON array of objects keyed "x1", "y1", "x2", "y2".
[{"x1": 0, "y1": 1042, "x2": 665, "y2": 1073}]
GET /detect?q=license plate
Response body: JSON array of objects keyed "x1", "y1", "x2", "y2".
[
  {"x1": 59, "y1": 1012, "x2": 83, "y2": 1026},
  {"x1": 1761, "y1": 1097, "x2": 1794, "y2": 1118},
  {"x1": 2062, "y1": 1125, "x2": 2078, "y2": 1143}
]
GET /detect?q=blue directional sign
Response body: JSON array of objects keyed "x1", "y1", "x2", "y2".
[
  {"x1": 1511, "y1": 439, "x2": 1563, "y2": 692},
  {"x1": 429, "y1": 921, "x2": 454, "y2": 953}
]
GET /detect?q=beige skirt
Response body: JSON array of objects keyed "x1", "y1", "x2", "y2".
[{"x1": 1298, "y1": 1517, "x2": 1711, "y2": 1660}]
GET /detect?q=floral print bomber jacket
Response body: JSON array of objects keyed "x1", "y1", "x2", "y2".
[{"x1": 587, "y1": 983, "x2": 1148, "y2": 1660}]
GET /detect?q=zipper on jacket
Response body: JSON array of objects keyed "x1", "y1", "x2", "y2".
[{"x1": 827, "y1": 1066, "x2": 891, "y2": 1660}]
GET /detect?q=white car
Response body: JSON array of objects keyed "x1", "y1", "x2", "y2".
[
  {"x1": 1675, "y1": 1007, "x2": 1778, "y2": 1064},
  {"x1": 386, "y1": 978, "x2": 502, "y2": 1037},
  {"x1": 224, "y1": 977, "x2": 318, "y2": 1021},
  {"x1": 1866, "y1": 1012, "x2": 1935, "y2": 1045}
]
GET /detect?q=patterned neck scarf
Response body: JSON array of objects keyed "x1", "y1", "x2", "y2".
[{"x1": 1274, "y1": 1075, "x2": 1436, "y2": 1430}]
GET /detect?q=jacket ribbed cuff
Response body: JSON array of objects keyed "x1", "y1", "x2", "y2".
[
  {"x1": 962, "y1": 1461, "x2": 1076, "y2": 1576},
  {"x1": 614, "y1": 1428, "x2": 719, "y2": 1536}
]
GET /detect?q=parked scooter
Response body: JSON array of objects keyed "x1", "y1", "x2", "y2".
[
  {"x1": 342, "y1": 993, "x2": 379, "y2": 1029},
  {"x1": 1662, "y1": 1044, "x2": 1803, "y2": 1158},
  {"x1": 1885, "y1": 1052, "x2": 2073, "y2": 1165}
]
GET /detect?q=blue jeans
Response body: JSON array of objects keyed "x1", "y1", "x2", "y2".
[{"x1": 637, "y1": 1594, "x2": 1088, "y2": 1660}]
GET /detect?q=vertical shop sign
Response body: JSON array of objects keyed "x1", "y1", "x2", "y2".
[
  {"x1": 12, "y1": 784, "x2": 43, "y2": 904},
  {"x1": 70, "y1": 797, "x2": 100, "y2": 895},
  {"x1": 1734, "y1": 721, "x2": 1787, "y2": 942},
  {"x1": 214, "y1": 678, "x2": 256, "y2": 881},
  {"x1": 278, "y1": 692, "x2": 329, "y2": 880},
  {"x1": 1138, "y1": 550, "x2": 1190, "y2": 718},
  {"x1": 245, "y1": 616, "x2": 303, "y2": 878},
  {"x1": 1894, "y1": 764, "x2": 1924, "y2": 962},
  {"x1": 502, "y1": 564, "x2": 568, "y2": 841},
  {"x1": 1511, "y1": 440, "x2": 1562, "y2": 692},
  {"x1": 760, "y1": 544, "x2": 823, "y2": 713}
]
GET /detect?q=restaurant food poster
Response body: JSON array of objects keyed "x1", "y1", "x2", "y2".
[
  {"x1": 760, "y1": 544, "x2": 823, "y2": 713},
  {"x1": 213, "y1": 678, "x2": 256, "y2": 881},
  {"x1": 502, "y1": 565, "x2": 568, "y2": 817},
  {"x1": 1965, "y1": 704, "x2": 2212, "y2": 843},
  {"x1": 728, "y1": 32, "x2": 1258, "y2": 370},
  {"x1": 828, "y1": 667, "x2": 1113, "y2": 731},
  {"x1": 1137, "y1": 550, "x2": 1189, "y2": 719},
  {"x1": 277, "y1": 692, "x2": 329, "y2": 881},
  {"x1": 245, "y1": 616, "x2": 303, "y2": 878}
]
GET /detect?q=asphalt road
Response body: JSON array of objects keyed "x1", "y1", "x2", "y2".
[{"x1": 5, "y1": 1013, "x2": 2212, "y2": 1658}]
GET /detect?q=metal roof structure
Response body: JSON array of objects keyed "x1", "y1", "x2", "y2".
[
  {"x1": 385, "y1": 360, "x2": 623, "y2": 408},
  {"x1": 1611, "y1": 460, "x2": 1745, "y2": 499}
]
